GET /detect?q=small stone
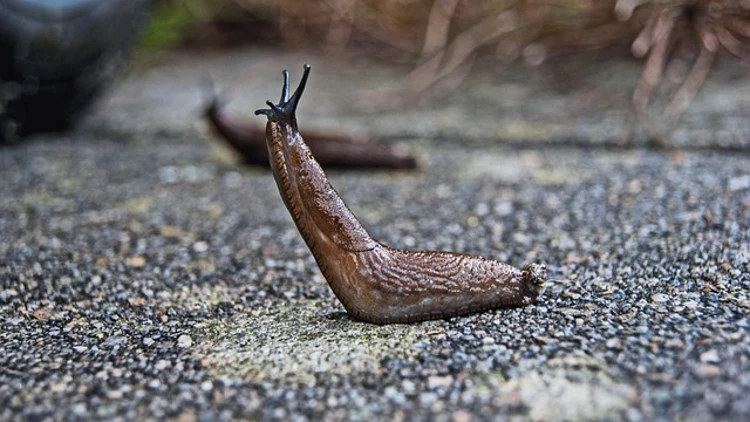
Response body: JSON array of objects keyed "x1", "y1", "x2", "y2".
[
  {"x1": 126, "y1": 256, "x2": 146, "y2": 267},
  {"x1": 200, "y1": 381, "x2": 213, "y2": 392},
  {"x1": 171, "y1": 411, "x2": 197, "y2": 422},
  {"x1": 223, "y1": 171, "x2": 243, "y2": 189},
  {"x1": 427, "y1": 375, "x2": 454, "y2": 389},
  {"x1": 700, "y1": 350, "x2": 720, "y2": 364},
  {"x1": 177, "y1": 334, "x2": 193, "y2": 348},
  {"x1": 71, "y1": 403, "x2": 87, "y2": 415},
  {"x1": 651, "y1": 293, "x2": 669, "y2": 303},
  {"x1": 696, "y1": 364, "x2": 721, "y2": 378},
  {"x1": 683, "y1": 300, "x2": 698, "y2": 309},
  {"x1": 402, "y1": 380, "x2": 416, "y2": 394},
  {"x1": 419, "y1": 392, "x2": 438, "y2": 406},
  {"x1": 494, "y1": 201, "x2": 513, "y2": 216},
  {"x1": 102, "y1": 336, "x2": 127, "y2": 347},
  {"x1": 606, "y1": 338, "x2": 622, "y2": 350},
  {"x1": 32, "y1": 307, "x2": 55, "y2": 321},
  {"x1": 155, "y1": 360, "x2": 170, "y2": 371},
  {"x1": 728, "y1": 175, "x2": 750, "y2": 191},
  {"x1": 50, "y1": 382, "x2": 67, "y2": 393},
  {"x1": 0, "y1": 289, "x2": 18, "y2": 300},
  {"x1": 128, "y1": 297, "x2": 147, "y2": 307},
  {"x1": 453, "y1": 409, "x2": 473, "y2": 422},
  {"x1": 384, "y1": 386, "x2": 400, "y2": 399},
  {"x1": 558, "y1": 307, "x2": 582, "y2": 316},
  {"x1": 665, "y1": 339, "x2": 684, "y2": 349},
  {"x1": 159, "y1": 166, "x2": 179, "y2": 184},
  {"x1": 475, "y1": 202, "x2": 490, "y2": 216},
  {"x1": 627, "y1": 179, "x2": 642, "y2": 194},
  {"x1": 192, "y1": 241, "x2": 208, "y2": 253}
]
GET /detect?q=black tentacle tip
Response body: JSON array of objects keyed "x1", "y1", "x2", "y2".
[{"x1": 254, "y1": 64, "x2": 312, "y2": 130}]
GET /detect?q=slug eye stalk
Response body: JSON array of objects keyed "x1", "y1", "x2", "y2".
[{"x1": 255, "y1": 63, "x2": 311, "y2": 131}]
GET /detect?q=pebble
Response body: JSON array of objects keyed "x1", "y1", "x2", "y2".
[
  {"x1": 727, "y1": 175, "x2": 750, "y2": 191},
  {"x1": 665, "y1": 339, "x2": 684, "y2": 349},
  {"x1": 696, "y1": 364, "x2": 721, "y2": 378},
  {"x1": 401, "y1": 380, "x2": 416, "y2": 395},
  {"x1": 453, "y1": 410, "x2": 473, "y2": 422},
  {"x1": 102, "y1": 336, "x2": 127, "y2": 347},
  {"x1": 427, "y1": 375, "x2": 454, "y2": 390},
  {"x1": 606, "y1": 338, "x2": 622, "y2": 350},
  {"x1": 177, "y1": 335, "x2": 193, "y2": 348},
  {"x1": 419, "y1": 392, "x2": 439, "y2": 406},
  {"x1": 700, "y1": 350, "x2": 720, "y2": 364},
  {"x1": 651, "y1": 293, "x2": 669, "y2": 303},
  {"x1": 126, "y1": 256, "x2": 146, "y2": 267}
]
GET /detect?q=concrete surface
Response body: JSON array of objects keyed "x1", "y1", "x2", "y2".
[{"x1": 1, "y1": 48, "x2": 749, "y2": 421}]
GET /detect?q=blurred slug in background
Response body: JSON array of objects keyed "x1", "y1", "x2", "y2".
[{"x1": 203, "y1": 80, "x2": 417, "y2": 170}]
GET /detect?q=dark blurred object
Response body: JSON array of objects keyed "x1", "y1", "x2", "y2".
[
  {"x1": 205, "y1": 93, "x2": 418, "y2": 170},
  {"x1": 0, "y1": 0, "x2": 155, "y2": 142}
]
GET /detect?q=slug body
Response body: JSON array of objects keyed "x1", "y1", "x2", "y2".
[{"x1": 255, "y1": 65, "x2": 545, "y2": 324}]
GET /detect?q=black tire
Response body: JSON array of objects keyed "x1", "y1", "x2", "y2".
[{"x1": 0, "y1": 0, "x2": 155, "y2": 141}]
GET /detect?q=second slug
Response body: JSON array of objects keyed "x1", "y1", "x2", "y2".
[
  {"x1": 204, "y1": 86, "x2": 417, "y2": 169},
  {"x1": 255, "y1": 65, "x2": 546, "y2": 325}
]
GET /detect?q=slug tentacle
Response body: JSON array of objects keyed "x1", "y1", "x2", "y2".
[
  {"x1": 256, "y1": 65, "x2": 546, "y2": 325},
  {"x1": 255, "y1": 63, "x2": 311, "y2": 131},
  {"x1": 280, "y1": 70, "x2": 290, "y2": 103}
]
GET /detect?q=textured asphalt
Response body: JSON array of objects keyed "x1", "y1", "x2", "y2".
[{"x1": 1, "y1": 50, "x2": 749, "y2": 421}]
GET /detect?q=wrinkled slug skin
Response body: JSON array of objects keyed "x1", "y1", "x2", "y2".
[{"x1": 256, "y1": 65, "x2": 546, "y2": 324}]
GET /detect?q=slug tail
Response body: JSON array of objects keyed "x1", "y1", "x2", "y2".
[
  {"x1": 255, "y1": 64, "x2": 311, "y2": 130},
  {"x1": 521, "y1": 263, "x2": 546, "y2": 304}
]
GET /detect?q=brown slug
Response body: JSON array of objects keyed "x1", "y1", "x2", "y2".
[
  {"x1": 205, "y1": 88, "x2": 417, "y2": 170},
  {"x1": 255, "y1": 65, "x2": 546, "y2": 325}
]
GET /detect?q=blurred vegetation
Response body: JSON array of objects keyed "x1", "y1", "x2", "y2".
[
  {"x1": 140, "y1": 0, "x2": 750, "y2": 138},
  {"x1": 141, "y1": 1, "x2": 750, "y2": 61},
  {"x1": 140, "y1": 0, "x2": 634, "y2": 54},
  {"x1": 139, "y1": 0, "x2": 195, "y2": 52}
]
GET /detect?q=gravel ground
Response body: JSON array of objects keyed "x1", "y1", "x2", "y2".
[{"x1": 1, "y1": 49, "x2": 749, "y2": 421}]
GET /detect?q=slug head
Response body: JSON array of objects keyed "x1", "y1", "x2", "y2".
[{"x1": 254, "y1": 64, "x2": 311, "y2": 131}]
